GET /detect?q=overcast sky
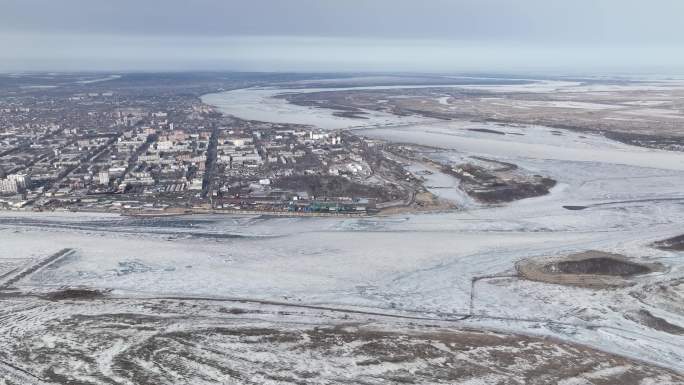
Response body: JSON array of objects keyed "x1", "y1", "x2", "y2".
[{"x1": 1, "y1": 0, "x2": 683, "y2": 74}]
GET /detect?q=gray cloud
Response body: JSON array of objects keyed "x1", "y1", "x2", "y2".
[{"x1": 1, "y1": 0, "x2": 683, "y2": 73}]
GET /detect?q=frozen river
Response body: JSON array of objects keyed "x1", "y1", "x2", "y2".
[{"x1": 202, "y1": 85, "x2": 438, "y2": 130}]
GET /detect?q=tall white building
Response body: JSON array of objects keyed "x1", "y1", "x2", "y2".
[
  {"x1": 98, "y1": 171, "x2": 110, "y2": 185},
  {"x1": 0, "y1": 178, "x2": 18, "y2": 193},
  {"x1": 0, "y1": 174, "x2": 30, "y2": 193}
]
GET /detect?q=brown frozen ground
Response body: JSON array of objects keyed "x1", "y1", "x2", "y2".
[
  {"x1": 0, "y1": 294, "x2": 682, "y2": 385},
  {"x1": 653, "y1": 235, "x2": 684, "y2": 251},
  {"x1": 516, "y1": 250, "x2": 663, "y2": 289},
  {"x1": 625, "y1": 309, "x2": 684, "y2": 335}
]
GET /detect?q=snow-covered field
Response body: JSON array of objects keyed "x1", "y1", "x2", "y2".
[
  {"x1": 2, "y1": 296, "x2": 680, "y2": 385},
  {"x1": 2, "y1": 80, "x2": 684, "y2": 382}
]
